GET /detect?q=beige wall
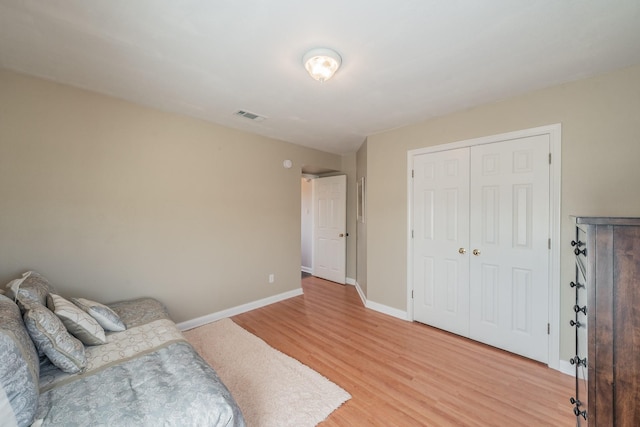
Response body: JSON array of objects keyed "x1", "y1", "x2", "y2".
[
  {"x1": 366, "y1": 63, "x2": 640, "y2": 360},
  {"x1": 0, "y1": 69, "x2": 342, "y2": 323}
]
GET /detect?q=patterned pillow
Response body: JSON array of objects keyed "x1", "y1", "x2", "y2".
[
  {"x1": 5, "y1": 271, "x2": 56, "y2": 309},
  {"x1": 71, "y1": 298, "x2": 126, "y2": 332},
  {"x1": 22, "y1": 302, "x2": 86, "y2": 374},
  {"x1": 0, "y1": 295, "x2": 39, "y2": 427},
  {"x1": 47, "y1": 294, "x2": 106, "y2": 346}
]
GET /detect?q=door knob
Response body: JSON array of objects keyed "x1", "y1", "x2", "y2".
[
  {"x1": 458, "y1": 248, "x2": 466, "y2": 254},
  {"x1": 473, "y1": 249, "x2": 481, "y2": 256}
]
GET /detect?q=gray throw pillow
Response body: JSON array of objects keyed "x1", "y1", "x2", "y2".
[
  {"x1": 71, "y1": 297, "x2": 126, "y2": 332},
  {"x1": 0, "y1": 295, "x2": 39, "y2": 427},
  {"x1": 23, "y1": 302, "x2": 86, "y2": 374},
  {"x1": 5, "y1": 271, "x2": 56, "y2": 309},
  {"x1": 47, "y1": 294, "x2": 106, "y2": 346}
]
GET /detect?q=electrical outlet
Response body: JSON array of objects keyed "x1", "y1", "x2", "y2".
[{"x1": 268, "y1": 274, "x2": 275, "y2": 283}]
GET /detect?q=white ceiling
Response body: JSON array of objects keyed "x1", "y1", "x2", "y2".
[{"x1": 1, "y1": 1, "x2": 639, "y2": 155}]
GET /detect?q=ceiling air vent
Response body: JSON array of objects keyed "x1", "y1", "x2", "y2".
[{"x1": 234, "y1": 110, "x2": 266, "y2": 122}]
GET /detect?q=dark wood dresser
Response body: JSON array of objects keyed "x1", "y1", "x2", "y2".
[{"x1": 571, "y1": 217, "x2": 640, "y2": 426}]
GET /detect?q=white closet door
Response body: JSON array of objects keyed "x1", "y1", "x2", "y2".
[
  {"x1": 412, "y1": 148, "x2": 470, "y2": 336},
  {"x1": 468, "y1": 135, "x2": 550, "y2": 362}
]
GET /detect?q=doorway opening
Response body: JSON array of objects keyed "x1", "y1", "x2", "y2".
[{"x1": 300, "y1": 167, "x2": 347, "y2": 284}]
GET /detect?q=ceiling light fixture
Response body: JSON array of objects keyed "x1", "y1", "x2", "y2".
[{"x1": 302, "y1": 48, "x2": 342, "y2": 82}]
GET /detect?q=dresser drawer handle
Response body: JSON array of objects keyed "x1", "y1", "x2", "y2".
[
  {"x1": 573, "y1": 304, "x2": 587, "y2": 315},
  {"x1": 573, "y1": 406, "x2": 588, "y2": 420},
  {"x1": 570, "y1": 355, "x2": 588, "y2": 367}
]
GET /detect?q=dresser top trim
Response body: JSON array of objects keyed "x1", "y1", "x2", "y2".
[{"x1": 573, "y1": 216, "x2": 640, "y2": 226}]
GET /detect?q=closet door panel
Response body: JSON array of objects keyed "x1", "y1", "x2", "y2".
[
  {"x1": 413, "y1": 148, "x2": 470, "y2": 336},
  {"x1": 468, "y1": 135, "x2": 550, "y2": 362}
]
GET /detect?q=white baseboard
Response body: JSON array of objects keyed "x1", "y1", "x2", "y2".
[
  {"x1": 301, "y1": 266, "x2": 312, "y2": 274},
  {"x1": 177, "y1": 288, "x2": 303, "y2": 331},
  {"x1": 366, "y1": 300, "x2": 409, "y2": 321},
  {"x1": 350, "y1": 280, "x2": 407, "y2": 320},
  {"x1": 558, "y1": 359, "x2": 588, "y2": 379},
  {"x1": 345, "y1": 277, "x2": 356, "y2": 286},
  {"x1": 353, "y1": 281, "x2": 366, "y2": 306}
]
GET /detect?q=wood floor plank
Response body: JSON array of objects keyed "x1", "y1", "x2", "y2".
[{"x1": 232, "y1": 276, "x2": 576, "y2": 426}]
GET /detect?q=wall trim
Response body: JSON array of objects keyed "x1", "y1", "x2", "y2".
[
  {"x1": 353, "y1": 280, "x2": 407, "y2": 320},
  {"x1": 301, "y1": 266, "x2": 312, "y2": 274},
  {"x1": 353, "y1": 281, "x2": 367, "y2": 306},
  {"x1": 345, "y1": 276, "x2": 356, "y2": 286},
  {"x1": 177, "y1": 288, "x2": 303, "y2": 331},
  {"x1": 365, "y1": 300, "x2": 409, "y2": 321}
]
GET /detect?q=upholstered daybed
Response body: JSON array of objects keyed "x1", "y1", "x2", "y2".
[{"x1": 1, "y1": 271, "x2": 245, "y2": 427}]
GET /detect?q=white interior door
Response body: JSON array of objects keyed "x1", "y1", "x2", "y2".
[
  {"x1": 412, "y1": 148, "x2": 470, "y2": 335},
  {"x1": 412, "y1": 135, "x2": 550, "y2": 363},
  {"x1": 313, "y1": 175, "x2": 347, "y2": 284},
  {"x1": 468, "y1": 135, "x2": 550, "y2": 362}
]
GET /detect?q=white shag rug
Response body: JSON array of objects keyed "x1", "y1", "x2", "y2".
[{"x1": 183, "y1": 318, "x2": 351, "y2": 427}]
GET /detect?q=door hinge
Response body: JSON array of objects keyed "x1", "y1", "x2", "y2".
[
  {"x1": 548, "y1": 238, "x2": 551, "y2": 250},
  {"x1": 549, "y1": 153, "x2": 552, "y2": 164},
  {"x1": 547, "y1": 323, "x2": 550, "y2": 335},
  {"x1": 412, "y1": 290, "x2": 414, "y2": 299},
  {"x1": 411, "y1": 169, "x2": 415, "y2": 178},
  {"x1": 411, "y1": 230, "x2": 414, "y2": 238}
]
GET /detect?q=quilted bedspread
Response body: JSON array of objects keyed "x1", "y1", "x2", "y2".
[{"x1": 34, "y1": 298, "x2": 245, "y2": 427}]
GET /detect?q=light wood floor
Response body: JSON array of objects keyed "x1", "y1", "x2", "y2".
[{"x1": 232, "y1": 276, "x2": 576, "y2": 426}]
